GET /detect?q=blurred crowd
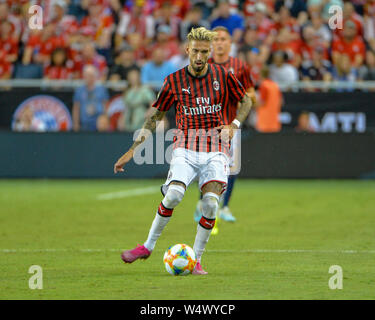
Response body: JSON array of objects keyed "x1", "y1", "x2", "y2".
[
  {"x1": 3, "y1": 0, "x2": 375, "y2": 132},
  {"x1": 1, "y1": 0, "x2": 375, "y2": 84}
]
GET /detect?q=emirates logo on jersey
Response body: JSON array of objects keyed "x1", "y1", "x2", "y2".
[
  {"x1": 183, "y1": 97, "x2": 222, "y2": 116},
  {"x1": 213, "y1": 80, "x2": 220, "y2": 91}
]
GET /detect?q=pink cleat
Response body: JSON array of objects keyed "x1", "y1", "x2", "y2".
[
  {"x1": 121, "y1": 244, "x2": 152, "y2": 263},
  {"x1": 192, "y1": 261, "x2": 208, "y2": 275}
]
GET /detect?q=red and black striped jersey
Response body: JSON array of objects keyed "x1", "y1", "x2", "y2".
[
  {"x1": 208, "y1": 56, "x2": 253, "y2": 124},
  {"x1": 152, "y1": 64, "x2": 246, "y2": 154}
]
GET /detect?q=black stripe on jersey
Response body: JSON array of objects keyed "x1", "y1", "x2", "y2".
[
  {"x1": 212, "y1": 64, "x2": 228, "y2": 125},
  {"x1": 178, "y1": 68, "x2": 189, "y2": 149},
  {"x1": 171, "y1": 71, "x2": 182, "y2": 129},
  {"x1": 188, "y1": 68, "x2": 199, "y2": 151}
]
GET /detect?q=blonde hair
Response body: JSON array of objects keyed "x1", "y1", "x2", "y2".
[{"x1": 187, "y1": 27, "x2": 216, "y2": 42}]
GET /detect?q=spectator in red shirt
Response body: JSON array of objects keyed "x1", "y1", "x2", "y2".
[
  {"x1": 272, "y1": 27, "x2": 301, "y2": 67},
  {"x1": 239, "y1": 46, "x2": 263, "y2": 86},
  {"x1": 127, "y1": 32, "x2": 149, "y2": 65},
  {"x1": 22, "y1": 22, "x2": 66, "y2": 65},
  {"x1": 148, "y1": 25, "x2": 180, "y2": 60},
  {"x1": 44, "y1": 47, "x2": 74, "y2": 79},
  {"x1": 298, "y1": 25, "x2": 328, "y2": 67},
  {"x1": 163, "y1": 0, "x2": 191, "y2": 19},
  {"x1": 115, "y1": 1, "x2": 155, "y2": 50},
  {"x1": 247, "y1": 2, "x2": 277, "y2": 42},
  {"x1": 0, "y1": 2, "x2": 22, "y2": 40},
  {"x1": 334, "y1": 1, "x2": 364, "y2": 39},
  {"x1": 50, "y1": 0, "x2": 79, "y2": 38},
  {"x1": 80, "y1": 0, "x2": 115, "y2": 51},
  {"x1": 0, "y1": 20, "x2": 19, "y2": 79},
  {"x1": 73, "y1": 42, "x2": 108, "y2": 80},
  {"x1": 332, "y1": 20, "x2": 366, "y2": 68}
]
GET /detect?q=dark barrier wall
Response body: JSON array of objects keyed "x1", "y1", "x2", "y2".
[
  {"x1": 1, "y1": 89, "x2": 375, "y2": 131},
  {"x1": 1, "y1": 132, "x2": 375, "y2": 179},
  {"x1": 240, "y1": 131, "x2": 375, "y2": 179}
]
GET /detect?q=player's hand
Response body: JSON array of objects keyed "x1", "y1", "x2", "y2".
[
  {"x1": 216, "y1": 123, "x2": 237, "y2": 142},
  {"x1": 114, "y1": 149, "x2": 134, "y2": 174},
  {"x1": 248, "y1": 88, "x2": 257, "y2": 107}
]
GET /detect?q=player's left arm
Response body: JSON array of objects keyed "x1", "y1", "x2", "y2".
[
  {"x1": 234, "y1": 93, "x2": 253, "y2": 125},
  {"x1": 218, "y1": 93, "x2": 252, "y2": 141},
  {"x1": 219, "y1": 71, "x2": 253, "y2": 139}
]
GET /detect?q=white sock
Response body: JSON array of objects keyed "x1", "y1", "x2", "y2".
[
  {"x1": 193, "y1": 225, "x2": 212, "y2": 262},
  {"x1": 143, "y1": 184, "x2": 185, "y2": 251},
  {"x1": 193, "y1": 192, "x2": 219, "y2": 262},
  {"x1": 144, "y1": 214, "x2": 171, "y2": 251}
]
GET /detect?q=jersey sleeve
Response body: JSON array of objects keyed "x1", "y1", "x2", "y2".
[
  {"x1": 151, "y1": 77, "x2": 175, "y2": 112},
  {"x1": 227, "y1": 71, "x2": 246, "y2": 102},
  {"x1": 240, "y1": 64, "x2": 254, "y2": 91}
]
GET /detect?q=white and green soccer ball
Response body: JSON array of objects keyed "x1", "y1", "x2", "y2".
[{"x1": 163, "y1": 244, "x2": 197, "y2": 276}]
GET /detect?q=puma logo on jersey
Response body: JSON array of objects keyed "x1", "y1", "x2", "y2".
[{"x1": 182, "y1": 87, "x2": 191, "y2": 94}]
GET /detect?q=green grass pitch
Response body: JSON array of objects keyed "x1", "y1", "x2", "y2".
[{"x1": 0, "y1": 179, "x2": 374, "y2": 300}]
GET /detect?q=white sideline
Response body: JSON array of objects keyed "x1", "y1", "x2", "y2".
[
  {"x1": 1, "y1": 248, "x2": 375, "y2": 254},
  {"x1": 96, "y1": 186, "x2": 160, "y2": 200}
]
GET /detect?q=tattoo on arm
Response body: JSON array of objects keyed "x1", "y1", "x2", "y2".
[
  {"x1": 130, "y1": 109, "x2": 166, "y2": 151},
  {"x1": 235, "y1": 94, "x2": 252, "y2": 124}
]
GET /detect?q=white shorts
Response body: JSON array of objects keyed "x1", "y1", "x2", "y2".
[{"x1": 161, "y1": 148, "x2": 230, "y2": 195}]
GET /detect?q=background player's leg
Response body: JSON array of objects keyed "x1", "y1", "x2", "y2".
[
  {"x1": 144, "y1": 183, "x2": 185, "y2": 251},
  {"x1": 193, "y1": 191, "x2": 204, "y2": 222},
  {"x1": 219, "y1": 175, "x2": 237, "y2": 222}
]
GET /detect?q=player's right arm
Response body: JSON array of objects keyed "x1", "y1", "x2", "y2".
[{"x1": 113, "y1": 108, "x2": 166, "y2": 173}]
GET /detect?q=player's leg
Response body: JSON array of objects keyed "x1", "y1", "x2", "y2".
[
  {"x1": 121, "y1": 182, "x2": 186, "y2": 263},
  {"x1": 144, "y1": 182, "x2": 186, "y2": 250},
  {"x1": 192, "y1": 181, "x2": 223, "y2": 275},
  {"x1": 192, "y1": 152, "x2": 228, "y2": 274},
  {"x1": 122, "y1": 149, "x2": 196, "y2": 264}
]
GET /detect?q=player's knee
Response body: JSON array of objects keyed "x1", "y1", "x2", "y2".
[
  {"x1": 201, "y1": 192, "x2": 220, "y2": 219},
  {"x1": 163, "y1": 184, "x2": 185, "y2": 208}
]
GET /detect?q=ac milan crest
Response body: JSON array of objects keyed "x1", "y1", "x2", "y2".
[{"x1": 213, "y1": 80, "x2": 220, "y2": 91}]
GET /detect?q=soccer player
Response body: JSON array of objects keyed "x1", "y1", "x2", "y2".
[
  {"x1": 193, "y1": 26, "x2": 255, "y2": 226},
  {"x1": 114, "y1": 27, "x2": 252, "y2": 275}
]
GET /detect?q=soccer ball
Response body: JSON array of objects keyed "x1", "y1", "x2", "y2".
[{"x1": 163, "y1": 244, "x2": 197, "y2": 276}]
